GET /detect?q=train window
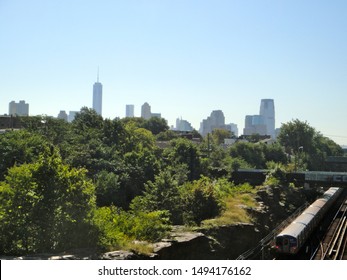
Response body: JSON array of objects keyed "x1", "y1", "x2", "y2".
[{"x1": 283, "y1": 239, "x2": 289, "y2": 245}]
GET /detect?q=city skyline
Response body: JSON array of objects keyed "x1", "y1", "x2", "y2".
[{"x1": 1, "y1": 1, "x2": 347, "y2": 145}]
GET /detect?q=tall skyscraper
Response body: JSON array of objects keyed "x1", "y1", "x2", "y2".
[
  {"x1": 176, "y1": 117, "x2": 193, "y2": 131},
  {"x1": 141, "y1": 102, "x2": 151, "y2": 120},
  {"x1": 243, "y1": 115, "x2": 267, "y2": 136},
  {"x1": 210, "y1": 110, "x2": 225, "y2": 127},
  {"x1": 227, "y1": 123, "x2": 239, "y2": 137},
  {"x1": 199, "y1": 110, "x2": 227, "y2": 136},
  {"x1": 126, "y1": 104, "x2": 135, "y2": 118},
  {"x1": 93, "y1": 70, "x2": 103, "y2": 115},
  {"x1": 259, "y1": 99, "x2": 275, "y2": 138},
  {"x1": 9, "y1": 100, "x2": 29, "y2": 116}
]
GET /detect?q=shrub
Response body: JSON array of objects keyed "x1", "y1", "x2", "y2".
[
  {"x1": 180, "y1": 177, "x2": 224, "y2": 225},
  {"x1": 94, "y1": 206, "x2": 171, "y2": 251},
  {"x1": 0, "y1": 149, "x2": 97, "y2": 255}
]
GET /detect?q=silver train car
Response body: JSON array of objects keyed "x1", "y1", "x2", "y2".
[{"x1": 274, "y1": 187, "x2": 342, "y2": 254}]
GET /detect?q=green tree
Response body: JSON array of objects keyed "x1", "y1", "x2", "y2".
[
  {"x1": 278, "y1": 119, "x2": 343, "y2": 170},
  {"x1": 156, "y1": 130, "x2": 178, "y2": 141},
  {"x1": 120, "y1": 117, "x2": 146, "y2": 128},
  {"x1": 95, "y1": 170, "x2": 129, "y2": 209},
  {"x1": 65, "y1": 135, "x2": 116, "y2": 177},
  {"x1": 200, "y1": 145, "x2": 231, "y2": 178},
  {"x1": 0, "y1": 130, "x2": 50, "y2": 180},
  {"x1": 278, "y1": 119, "x2": 316, "y2": 155},
  {"x1": 102, "y1": 118, "x2": 127, "y2": 148},
  {"x1": 211, "y1": 128, "x2": 232, "y2": 145},
  {"x1": 263, "y1": 142, "x2": 288, "y2": 164},
  {"x1": 141, "y1": 117, "x2": 169, "y2": 135},
  {"x1": 180, "y1": 177, "x2": 224, "y2": 225},
  {"x1": 0, "y1": 149, "x2": 97, "y2": 255},
  {"x1": 20, "y1": 115, "x2": 71, "y2": 146},
  {"x1": 118, "y1": 123, "x2": 161, "y2": 205},
  {"x1": 123, "y1": 123, "x2": 157, "y2": 153},
  {"x1": 130, "y1": 168, "x2": 185, "y2": 224},
  {"x1": 123, "y1": 148, "x2": 160, "y2": 203},
  {"x1": 308, "y1": 135, "x2": 344, "y2": 170},
  {"x1": 164, "y1": 138, "x2": 201, "y2": 181},
  {"x1": 229, "y1": 142, "x2": 266, "y2": 169},
  {"x1": 72, "y1": 107, "x2": 104, "y2": 132}
]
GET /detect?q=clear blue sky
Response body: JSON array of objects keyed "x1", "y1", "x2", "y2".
[{"x1": 1, "y1": 0, "x2": 347, "y2": 145}]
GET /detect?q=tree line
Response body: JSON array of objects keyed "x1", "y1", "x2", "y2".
[{"x1": 0, "y1": 107, "x2": 344, "y2": 255}]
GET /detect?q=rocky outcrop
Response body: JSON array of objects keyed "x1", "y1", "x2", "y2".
[
  {"x1": 200, "y1": 223, "x2": 262, "y2": 259},
  {"x1": 152, "y1": 229, "x2": 214, "y2": 259},
  {"x1": 252, "y1": 185, "x2": 319, "y2": 232}
]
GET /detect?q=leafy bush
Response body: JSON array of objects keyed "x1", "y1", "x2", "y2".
[
  {"x1": 94, "y1": 206, "x2": 171, "y2": 251},
  {"x1": 180, "y1": 177, "x2": 224, "y2": 225},
  {"x1": 265, "y1": 164, "x2": 287, "y2": 186},
  {"x1": 0, "y1": 149, "x2": 97, "y2": 255},
  {"x1": 130, "y1": 168, "x2": 184, "y2": 224},
  {"x1": 95, "y1": 170, "x2": 128, "y2": 208}
]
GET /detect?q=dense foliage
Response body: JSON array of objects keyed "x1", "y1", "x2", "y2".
[
  {"x1": 0, "y1": 149, "x2": 97, "y2": 254},
  {"x1": 278, "y1": 119, "x2": 344, "y2": 171},
  {"x1": 0, "y1": 111, "x2": 344, "y2": 255}
]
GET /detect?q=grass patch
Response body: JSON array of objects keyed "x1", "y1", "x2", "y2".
[
  {"x1": 124, "y1": 241, "x2": 154, "y2": 256},
  {"x1": 201, "y1": 192, "x2": 257, "y2": 228}
]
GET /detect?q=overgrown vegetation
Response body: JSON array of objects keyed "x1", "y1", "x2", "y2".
[
  {"x1": 93, "y1": 206, "x2": 170, "y2": 253},
  {"x1": 202, "y1": 182, "x2": 257, "y2": 228},
  {"x1": 0, "y1": 111, "x2": 344, "y2": 256}
]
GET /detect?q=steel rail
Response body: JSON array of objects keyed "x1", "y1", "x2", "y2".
[
  {"x1": 334, "y1": 218, "x2": 347, "y2": 259},
  {"x1": 324, "y1": 199, "x2": 347, "y2": 259}
]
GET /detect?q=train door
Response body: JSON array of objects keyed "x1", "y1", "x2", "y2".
[{"x1": 282, "y1": 237, "x2": 291, "y2": 253}]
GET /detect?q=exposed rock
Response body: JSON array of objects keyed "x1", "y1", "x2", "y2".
[
  {"x1": 100, "y1": 250, "x2": 137, "y2": 260},
  {"x1": 200, "y1": 223, "x2": 262, "y2": 259},
  {"x1": 153, "y1": 229, "x2": 214, "y2": 259}
]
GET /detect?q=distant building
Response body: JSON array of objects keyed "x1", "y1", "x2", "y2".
[
  {"x1": 176, "y1": 117, "x2": 194, "y2": 132},
  {"x1": 226, "y1": 123, "x2": 239, "y2": 137},
  {"x1": 199, "y1": 110, "x2": 227, "y2": 136},
  {"x1": 243, "y1": 115, "x2": 267, "y2": 136},
  {"x1": 210, "y1": 110, "x2": 225, "y2": 128},
  {"x1": 243, "y1": 99, "x2": 276, "y2": 138},
  {"x1": 126, "y1": 104, "x2": 134, "y2": 118},
  {"x1": 68, "y1": 111, "x2": 79, "y2": 122},
  {"x1": 92, "y1": 70, "x2": 102, "y2": 115},
  {"x1": 9, "y1": 100, "x2": 29, "y2": 116},
  {"x1": 151, "y1": 113, "x2": 162, "y2": 118},
  {"x1": 141, "y1": 102, "x2": 151, "y2": 120},
  {"x1": 259, "y1": 99, "x2": 275, "y2": 138},
  {"x1": 57, "y1": 110, "x2": 68, "y2": 121}
]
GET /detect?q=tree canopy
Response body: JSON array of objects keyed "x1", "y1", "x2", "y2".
[
  {"x1": 278, "y1": 119, "x2": 343, "y2": 170},
  {"x1": 0, "y1": 112, "x2": 345, "y2": 256},
  {"x1": 0, "y1": 148, "x2": 97, "y2": 254}
]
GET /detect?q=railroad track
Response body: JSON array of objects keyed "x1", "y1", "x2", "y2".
[{"x1": 317, "y1": 197, "x2": 347, "y2": 260}]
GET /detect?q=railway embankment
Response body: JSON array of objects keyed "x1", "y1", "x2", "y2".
[{"x1": 1, "y1": 184, "x2": 320, "y2": 260}]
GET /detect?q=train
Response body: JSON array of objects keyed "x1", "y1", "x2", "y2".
[{"x1": 274, "y1": 187, "x2": 343, "y2": 255}]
